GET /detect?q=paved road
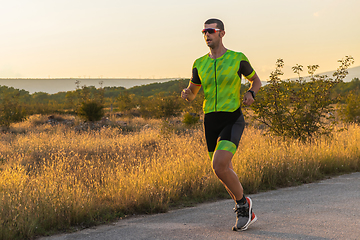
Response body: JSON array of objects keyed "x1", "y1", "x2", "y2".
[{"x1": 40, "y1": 172, "x2": 360, "y2": 240}]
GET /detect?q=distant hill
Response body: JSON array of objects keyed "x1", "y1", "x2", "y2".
[
  {"x1": 1, "y1": 71, "x2": 359, "y2": 107},
  {"x1": 126, "y1": 79, "x2": 189, "y2": 97},
  {"x1": 1, "y1": 66, "x2": 358, "y2": 95},
  {"x1": 0, "y1": 78, "x2": 176, "y2": 94},
  {"x1": 309, "y1": 65, "x2": 360, "y2": 82},
  {"x1": 260, "y1": 65, "x2": 360, "y2": 85},
  {"x1": 290, "y1": 65, "x2": 360, "y2": 82}
]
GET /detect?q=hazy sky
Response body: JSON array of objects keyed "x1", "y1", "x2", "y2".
[{"x1": 1, "y1": 0, "x2": 359, "y2": 81}]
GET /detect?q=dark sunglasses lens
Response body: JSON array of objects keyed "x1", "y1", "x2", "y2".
[{"x1": 202, "y1": 29, "x2": 216, "y2": 34}]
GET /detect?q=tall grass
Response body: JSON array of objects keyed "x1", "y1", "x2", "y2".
[{"x1": 1, "y1": 116, "x2": 359, "y2": 239}]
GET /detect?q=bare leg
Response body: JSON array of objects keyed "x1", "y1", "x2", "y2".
[
  {"x1": 223, "y1": 161, "x2": 237, "y2": 201},
  {"x1": 212, "y1": 150, "x2": 243, "y2": 201}
]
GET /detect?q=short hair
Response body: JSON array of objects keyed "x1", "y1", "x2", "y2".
[{"x1": 204, "y1": 18, "x2": 224, "y2": 30}]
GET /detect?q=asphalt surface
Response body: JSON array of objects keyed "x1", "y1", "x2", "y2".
[{"x1": 39, "y1": 172, "x2": 360, "y2": 240}]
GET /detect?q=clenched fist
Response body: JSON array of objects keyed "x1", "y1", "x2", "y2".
[{"x1": 181, "y1": 88, "x2": 194, "y2": 101}]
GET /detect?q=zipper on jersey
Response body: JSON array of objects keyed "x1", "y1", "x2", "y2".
[{"x1": 214, "y1": 59, "x2": 217, "y2": 112}]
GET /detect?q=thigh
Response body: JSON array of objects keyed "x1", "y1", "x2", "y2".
[
  {"x1": 204, "y1": 121, "x2": 221, "y2": 153},
  {"x1": 219, "y1": 112, "x2": 245, "y2": 148}
]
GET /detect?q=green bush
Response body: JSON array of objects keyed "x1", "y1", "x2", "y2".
[
  {"x1": 117, "y1": 91, "x2": 136, "y2": 112},
  {"x1": 0, "y1": 93, "x2": 27, "y2": 128},
  {"x1": 140, "y1": 93, "x2": 183, "y2": 119},
  {"x1": 340, "y1": 92, "x2": 360, "y2": 123},
  {"x1": 182, "y1": 112, "x2": 200, "y2": 126},
  {"x1": 251, "y1": 56, "x2": 354, "y2": 142},
  {"x1": 78, "y1": 100, "x2": 104, "y2": 122}
]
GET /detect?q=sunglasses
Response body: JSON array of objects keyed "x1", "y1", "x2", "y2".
[{"x1": 202, "y1": 28, "x2": 221, "y2": 34}]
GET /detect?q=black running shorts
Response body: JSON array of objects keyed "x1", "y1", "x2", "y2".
[{"x1": 204, "y1": 107, "x2": 245, "y2": 159}]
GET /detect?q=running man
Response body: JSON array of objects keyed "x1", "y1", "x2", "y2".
[{"x1": 181, "y1": 18, "x2": 262, "y2": 231}]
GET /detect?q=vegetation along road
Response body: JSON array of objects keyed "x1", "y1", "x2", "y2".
[{"x1": 40, "y1": 172, "x2": 360, "y2": 240}]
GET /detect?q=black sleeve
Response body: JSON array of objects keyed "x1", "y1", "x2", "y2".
[
  {"x1": 238, "y1": 60, "x2": 255, "y2": 78},
  {"x1": 190, "y1": 67, "x2": 201, "y2": 85}
]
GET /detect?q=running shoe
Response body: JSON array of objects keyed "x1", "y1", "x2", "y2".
[{"x1": 233, "y1": 197, "x2": 257, "y2": 231}]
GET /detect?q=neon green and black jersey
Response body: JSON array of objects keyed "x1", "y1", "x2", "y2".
[{"x1": 190, "y1": 50, "x2": 255, "y2": 114}]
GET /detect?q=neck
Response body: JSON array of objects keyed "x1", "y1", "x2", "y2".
[{"x1": 209, "y1": 44, "x2": 227, "y2": 59}]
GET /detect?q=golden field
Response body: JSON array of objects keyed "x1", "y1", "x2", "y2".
[{"x1": 1, "y1": 115, "x2": 359, "y2": 239}]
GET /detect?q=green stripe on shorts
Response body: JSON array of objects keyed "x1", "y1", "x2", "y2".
[{"x1": 215, "y1": 140, "x2": 237, "y2": 155}]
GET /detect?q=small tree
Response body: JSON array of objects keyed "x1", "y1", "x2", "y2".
[
  {"x1": 65, "y1": 91, "x2": 77, "y2": 110},
  {"x1": 251, "y1": 56, "x2": 354, "y2": 142},
  {"x1": 0, "y1": 93, "x2": 27, "y2": 129},
  {"x1": 339, "y1": 92, "x2": 360, "y2": 124},
  {"x1": 118, "y1": 91, "x2": 136, "y2": 113},
  {"x1": 140, "y1": 93, "x2": 183, "y2": 119},
  {"x1": 75, "y1": 83, "x2": 106, "y2": 122},
  {"x1": 78, "y1": 100, "x2": 104, "y2": 122}
]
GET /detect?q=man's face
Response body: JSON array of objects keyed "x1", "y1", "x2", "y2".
[{"x1": 203, "y1": 23, "x2": 222, "y2": 49}]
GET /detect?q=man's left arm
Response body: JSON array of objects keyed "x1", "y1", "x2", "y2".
[{"x1": 243, "y1": 73, "x2": 262, "y2": 106}]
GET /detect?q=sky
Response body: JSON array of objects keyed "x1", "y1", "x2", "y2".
[{"x1": 0, "y1": 0, "x2": 359, "y2": 81}]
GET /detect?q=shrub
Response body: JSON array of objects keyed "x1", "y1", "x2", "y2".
[
  {"x1": 251, "y1": 56, "x2": 354, "y2": 142},
  {"x1": 117, "y1": 91, "x2": 136, "y2": 113},
  {"x1": 0, "y1": 93, "x2": 27, "y2": 129},
  {"x1": 77, "y1": 100, "x2": 104, "y2": 122},
  {"x1": 140, "y1": 93, "x2": 183, "y2": 119},
  {"x1": 182, "y1": 112, "x2": 200, "y2": 126},
  {"x1": 340, "y1": 92, "x2": 360, "y2": 124}
]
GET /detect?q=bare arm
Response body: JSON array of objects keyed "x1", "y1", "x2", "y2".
[
  {"x1": 243, "y1": 73, "x2": 262, "y2": 106},
  {"x1": 181, "y1": 82, "x2": 201, "y2": 102}
]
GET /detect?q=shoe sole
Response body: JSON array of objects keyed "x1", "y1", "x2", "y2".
[
  {"x1": 240, "y1": 212, "x2": 257, "y2": 231},
  {"x1": 233, "y1": 212, "x2": 257, "y2": 231}
]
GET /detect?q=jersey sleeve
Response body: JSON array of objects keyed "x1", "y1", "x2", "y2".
[
  {"x1": 190, "y1": 67, "x2": 201, "y2": 86},
  {"x1": 238, "y1": 55, "x2": 256, "y2": 79}
]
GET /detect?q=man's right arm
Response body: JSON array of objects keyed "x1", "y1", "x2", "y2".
[
  {"x1": 181, "y1": 66, "x2": 201, "y2": 101},
  {"x1": 181, "y1": 83, "x2": 200, "y2": 101}
]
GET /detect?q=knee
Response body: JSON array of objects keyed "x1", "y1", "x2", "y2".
[
  {"x1": 212, "y1": 150, "x2": 233, "y2": 175},
  {"x1": 212, "y1": 159, "x2": 228, "y2": 176}
]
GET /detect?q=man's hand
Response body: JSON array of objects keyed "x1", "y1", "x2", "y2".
[
  {"x1": 181, "y1": 84, "x2": 200, "y2": 102},
  {"x1": 242, "y1": 91, "x2": 254, "y2": 106},
  {"x1": 181, "y1": 88, "x2": 194, "y2": 101}
]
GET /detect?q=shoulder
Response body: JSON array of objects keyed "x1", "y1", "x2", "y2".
[
  {"x1": 193, "y1": 53, "x2": 209, "y2": 67},
  {"x1": 227, "y1": 50, "x2": 248, "y2": 60}
]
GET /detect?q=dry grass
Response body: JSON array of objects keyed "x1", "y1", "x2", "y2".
[{"x1": 1, "y1": 116, "x2": 359, "y2": 239}]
